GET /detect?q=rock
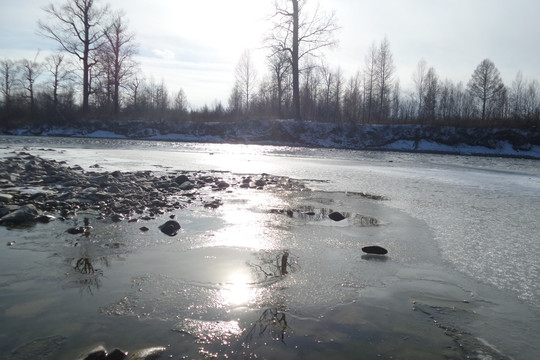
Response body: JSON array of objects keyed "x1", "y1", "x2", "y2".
[
  {"x1": 254, "y1": 179, "x2": 266, "y2": 187},
  {"x1": 159, "y1": 220, "x2": 181, "y2": 236},
  {"x1": 328, "y1": 211, "x2": 346, "y2": 221},
  {"x1": 0, "y1": 204, "x2": 39, "y2": 224},
  {"x1": 82, "y1": 346, "x2": 108, "y2": 360},
  {"x1": 216, "y1": 181, "x2": 230, "y2": 189},
  {"x1": 139, "y1": 226, "x2": 150, "y2": 232},
  {"x1": 0, "y1": 205, "x2": 17, "y2": 217},
  {"x1": 111, "y1": 213, "x2": 125, "y2": 222},
  {"x1": 174, "y1": 175, "x2": 190, "y2": 184},
  {"x1": 128, "y1": 346, "x2": 166, "y2": 360},
  {"x1": 105, "y1": 348, "x2": 128, "y2": 360},
  {"x1": 362, "y1": 245, "x2": 388, "y2": 255},
  {"x1": 0, "y1": 193, "x2": 13, "y2": 203},
  {"x1": 178, "y1": 181, "x2": 194, "y2": 190},
  {"x1": 66, "y1": 226, "x2": 88, "y2": 235},
  {"x1": 204, "y1": 199, "x2": 223, "y2": 209},
  {"x1": 36, "y1": 214, "x2": 57, "y2": 223}
]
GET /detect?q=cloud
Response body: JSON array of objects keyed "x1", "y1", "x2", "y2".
[{"x1": 152, "y1": 48, "x2": 175, "y2": 60}]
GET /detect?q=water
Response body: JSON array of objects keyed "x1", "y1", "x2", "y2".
[{"x1": 0, "y1": 136, "x2": 539, "y2": 359}]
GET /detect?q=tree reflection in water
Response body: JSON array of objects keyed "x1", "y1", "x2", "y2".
[
  {"x1": 244, "y1": 250, "x2": 298, "y2": 344},
  {"x1": 246, "y1": 308, "x2": 291, "y2": 343},
  {"x1": 65, "y1": 256, "x2": 104, "y2": 295},
  {"x1": 249, "y1": 250, "x2": 298, "y2": 281}
]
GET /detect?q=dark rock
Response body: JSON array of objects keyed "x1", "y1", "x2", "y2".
[
  {"x1": 216, "y1": 181, "x2": 230, "y2": 189},
  {"x1": 362, "y1": 245, "x2": 388, "y2": 255},
  {"x1": 0, "y1": 205, "x2": 17, "y2": 217},
  {"x1": 83, "y1": 347, "x2": 107, "y2": 360},
  {"x1": 328, "y1": 211, "x2": 346, "y2": 221},
  {"x1": 0, "y1": 193, "x2": 13, "y2": 203},
  {"x1": 111, "y1": 213, "x2": 125, "y2": 222},
  {"x1": 175, "y1": 175, "x2": 190, "y2": 184},
  {"x1": 0, "y1": 204, "x2": 39, "y2": 224},
  {"x1": 204, "y1": 199, "x2": 223, "y2": 209},
  {"x1": 105, "y1": 348, "x2": 127, "y2": 360},
  {"x1": 36, "y1": 214, "x2": 57, "y2": 223},
  {"x1": 139, "y1": 226, "x2": 150, "y2": 232},
  {"x1": 254, "y1": 179, "x2": 266, "y2": 187},
  {"x1": 159, "y1": 220, "x2": 181, "y2": 236},
  {"x1": 66, "y1": 226, "x2": 89, "y2": 235}
]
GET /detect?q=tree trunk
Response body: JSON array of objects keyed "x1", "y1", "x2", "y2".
[
  {"x1": 292, "y1": 0, "x2": 301, "y2": 120},
  {"x1": 82, "y1": 10, "x2": 90, "y2": 113}
]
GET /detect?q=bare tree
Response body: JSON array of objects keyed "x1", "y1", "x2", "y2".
[
  {"x1": 126, "y1": 75, "x2": 143, "y2": 110},
  {"x1": 18, "y1": 53, "x2": 43, "y2": 116},
  {"x1": 101, "y1": 11, "x2": 138, "y2": 115},
  {"x1": 234, "y1": 49, "x2": 257, "y2": 117},
  {"x1": 173, "y1": 88, "x2": 189, "y2": 116},
  {"x1": 268, "y1": 51, "x2": 291, "y2": 118},
  {"x1": 45, "y1": 52, "x2": 74, "y2": 112},
  {"x1": 363, "y1": 43, "x2": 378, "y2": 123},
  {"x1": 342, "y1": 71, "x2": 362, "y2": 124},
  {"x1": 267, "y1": 0, "x2": 338, "y2": 119},
  {"x1": 468, "y1": 58, "x2": 505, "y2": 122},
  {"x1": 376, "y1": 37, "x2": 395, "y2": 121},
  {"x1": 0, "y1": 59, "x2": 17, "y2": 112},
  {"x1": 39, "y1": 0, "x2": 109, "y2": 113},
  {"x1": 413, "y1": 59, "x2": 427, "y2": 118},
  {"x1": 422, "y1": 67, "x2": 439, "y2": 123}
]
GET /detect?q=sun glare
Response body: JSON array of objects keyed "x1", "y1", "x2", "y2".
[{"x1": 220, "y1": 271, "x2": 256, "y2": 306}]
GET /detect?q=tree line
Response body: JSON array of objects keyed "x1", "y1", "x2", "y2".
[{"x1": 1, "y1": 0, "x2": 539, "y2": 130}]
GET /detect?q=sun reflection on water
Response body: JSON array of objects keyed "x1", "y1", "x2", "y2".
[
  {"x1": 209, "y1": 190, "x2": 286, "y2": 250},
  {"x1": 219, "y1": 270, "x2": 258, "y2": 307}
]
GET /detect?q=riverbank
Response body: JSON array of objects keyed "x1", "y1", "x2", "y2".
[{"x1": 3, "y1": 120, "x2": 540, "y2": 159}]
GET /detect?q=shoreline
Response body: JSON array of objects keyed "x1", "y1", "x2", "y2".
[{"x1": 2, "y1": 121, "x2": 540, "y2": 160}]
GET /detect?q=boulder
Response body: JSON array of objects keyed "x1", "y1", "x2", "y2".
[
  {"x1": 362, "y1": 245, "x2": 388, "y2": 255},
  {"x1": 159, "y1": 220, "x2": 181, "y2": 236},
  {"x1": 0, "y1": 204, "x2": 39, "y2": 224},
  {"x1": 328, "y1": 211, "x2": 346, "y2": 221}
]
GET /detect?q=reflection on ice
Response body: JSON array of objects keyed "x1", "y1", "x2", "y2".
[
  {"x1": 172, "y1": 318, "x2": 243, "y2": 344},
  {"x1": 219, "y1": 270, "x2": 257, "y2": 306}
]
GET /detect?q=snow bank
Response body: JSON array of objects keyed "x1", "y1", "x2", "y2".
[{"x1": 2, "y1": 119, "x2": 539, "y2": 159}]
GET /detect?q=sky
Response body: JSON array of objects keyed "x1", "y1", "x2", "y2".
[{"x1": 1, "y1": 0, "x2": 539, "y2": 108}]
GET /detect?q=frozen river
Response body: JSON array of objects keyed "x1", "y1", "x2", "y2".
[{"x1": 1, "y1": 136, "x2": 539, "y2": 359}]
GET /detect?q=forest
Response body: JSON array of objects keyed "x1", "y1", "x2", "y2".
[{"x1": 1, "y1": 0, "x2": 539, "y2": 133}]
